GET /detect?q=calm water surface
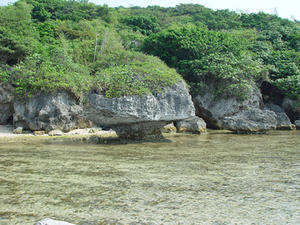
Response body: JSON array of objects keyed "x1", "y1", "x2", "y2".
[{"x1": 0, "y1": 131, "x2": 300, "y2": 225}]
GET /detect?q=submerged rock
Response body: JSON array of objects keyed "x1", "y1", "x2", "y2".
[
  {"x1": 264, "y1": 103, "x2": 295, "y2": 130},
  {"x1": 0, "y1": 84, "x2": 14, "y2": 125},
  {"x1": 36, "y1": 218, "x2": 75, "y2": 225},
  {"x1": 193, "y1": 85, "x2": 262, "y2": 129},
  {"x1": 13, "y1": 92, "x2": 91, "y2": 132},
  {"x1": 85, "y1": 81, "x2": 195, "y2": 139},
  {"x1": 175, "y1": 116, "x2": 206, "y2": 134},
  {"x1": 223, "y1": 108, "x2": 277, "y2": 133}
]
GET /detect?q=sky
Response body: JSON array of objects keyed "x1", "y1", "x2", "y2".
[{"x1": 1, "y1": 0, "x2": 299, "y2": 21}]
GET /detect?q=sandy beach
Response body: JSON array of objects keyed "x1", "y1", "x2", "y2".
[
  {"x1": 0, "y1": 125, "x2": 21, "y2": 137},
  {"x1": 0, "y1": 125, "x2": 119, "y2": 143}
]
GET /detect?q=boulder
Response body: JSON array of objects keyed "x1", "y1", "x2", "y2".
[
  {"x1": 223, "y1": 108, "x2": 277, "y2": 133},
  {"x1": 13, "y1": 127, "x2": 23, "y2": 134},
  {"x1": 0, "y1": 84, "x2": 14, "y2": 124},
  {"x1": 85, "y1": 81, "x2": 195, "y2": 139},
  {"x1": 193, "y1": 85, "x2": 262, "y2": 129},
  {"x1": 36, "y1": 218, "x2": 75, "y2": 225},
  {"x1": 175, "y1": 116, "x2": 207, "y2": 134},
  {"x1": 13, "y1": 92, "x2": 91, "y2": 132},
  {"x1": 264, "y1": 103, "x2": 295, "y2": 130},
  {"x1": 48, "y1": 129, "x2": 64, "y2": 136},
  {"x1": 162, "y1": 123, "x2": 177, "y2": 133},
  {"x1": 281, "y1": 97, "x2": 299, "y2": 122}
]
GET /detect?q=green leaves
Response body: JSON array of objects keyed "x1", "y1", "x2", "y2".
[
  {"x1": 121, "y1": 15, "x2": 161, "y2": 35},
  {"x1": 143, "y1": 25, "x2": 261, "y2": 99},
  {"x1": 93, "y1": 52, "x2": 181, "y2": 98}
]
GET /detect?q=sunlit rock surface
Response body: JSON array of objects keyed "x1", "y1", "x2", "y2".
[{"x1": 175, "y1": 116, "x2": 206, "y2": 134}]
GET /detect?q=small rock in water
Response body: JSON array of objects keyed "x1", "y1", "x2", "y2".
[
  {"x1": 264, "y1": 103, "x2": 295, "y2": 130},
  {"x1": 175, "y1": 116, "x2": 207, "y2": 134},
  {"x1": 162, "y1": 123, "x2": 177, "y2": 133},
  {"x1": 34, "y1": 130, "x2": 46, "y2": 136},
  {"x1": 48, "y1": 130, "x2": 64, "y2": 136},
  {"x1": 13, "y1": 127, "x2": 23, "y2": 134},
  {"x1": 36, "y1": 218, "x2": 75, "y2": 225}
]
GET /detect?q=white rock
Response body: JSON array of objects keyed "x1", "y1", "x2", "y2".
[
  {"x1": 36, "y1": 218, "x2": 75, "y2": 225},
  {"x1": 48, "y1": 130, "x2": 64, "y2": 136},
  {"x1": 13, "y1": 127, "x2": 23, "y2": 134}
]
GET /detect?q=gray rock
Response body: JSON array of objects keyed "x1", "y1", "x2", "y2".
[
  {"x1": 0, "y1": 84, "x2": 14, "y2": 124},
  {"x1": 13, "y1": 92, "x2": 91, "y2": 132},
  {"x1": 48, "y1": 129, "x2": 64, "y2": 136},
  {"x1": 85, "y1": 81, "x2": 195, "y2": 139},
  {"x1": 36, "y1": 218, "x2": 75, "y2": 225},
  {"x1": 162, "y1": 123, "x2": 177, "y2": 133},
  {"x1": 175, "y1": 116, "x2": 207, "y2": 134},
  {"x1": 295, "y1": 120, "x2": 300, "y2": 129},
  {"x1": 193, "y1": 85, "x2": 262, "y2": 129},
  {"x1": 115, "y1": 121, "x2": 167, "y2": 140},
  {"x1": 13, "y1": 127, "x2": 23, "y2": 134},
  {"x1": 223, "y1": 109, "x2": 277, "y2": 133},
  {"x1": 281, "y1": 97, "x2": 299, "y2": 122},
  {"x1": 264, "y1": 103, "x2": 295, "y2": 130}
]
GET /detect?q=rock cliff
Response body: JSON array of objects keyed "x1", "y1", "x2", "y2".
[
  {"x1": 0, "y1": 84, "x2": 14, "y2": 124},
  {"x1": 193, "y1": 84, "x2": 263, "y2": 129},
  {"x1": 13, "y1": 92, "x2": 90, "y2": 132},
  {"x1": 193, "y1": 83, "x2": 295, "y2": 132},
  {"x1": 85, "y1": 81, "x2": 195, "y2": 139}
]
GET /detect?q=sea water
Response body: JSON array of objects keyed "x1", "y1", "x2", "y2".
[{"x1": 0, "y1": 131, "x2": 299, "y2": 224}]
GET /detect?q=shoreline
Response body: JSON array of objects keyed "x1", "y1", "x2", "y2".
[
  {"x1": 1, "y1": 125, "x2": 298, "y2": 144},
  {"x1": 0, "y1": 125, "x2": 118, "y2": 143},
  {"x1": 0, "y1": 125, "x2": 209, "y2": 144}
]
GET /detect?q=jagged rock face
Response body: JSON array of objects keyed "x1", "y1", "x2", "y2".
[
  {"x1": 193, "y1": 85, "x2": 262, "y2": 129},
  {"x1": 0, "y1": 84, "x2": 14, "y2": 124},
  {"x1": 223, "y1": 109, "x2": 277, "y2": 133},
  {"x1": 13, "y1": 92, "x2": 91, "y2": 132},
  {"x1": 264, "y1": 103, "x2": 295, "y2": 130},
  {"x1": 85, "y1": 81, "x2": 195, "y2": 139},
  {"x1": 175, "y1": 116, "x2": 206, "y2": 134}
]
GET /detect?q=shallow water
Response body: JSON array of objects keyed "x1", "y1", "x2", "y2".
[{"x1": 0, "y1": 131, "x2": 300, "y2": 225}]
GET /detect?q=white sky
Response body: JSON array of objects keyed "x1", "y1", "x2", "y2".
[{"x1": 1, "y1": 0, "x2": 299, "y2": 21}]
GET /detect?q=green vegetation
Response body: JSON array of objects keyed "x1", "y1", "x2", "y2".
[
  {"x1": 143, "y1": 25, "x2": 265, "y2": 99},
  {"x1": 0, "y1": 0, "x2": 299, "y2": 102}
]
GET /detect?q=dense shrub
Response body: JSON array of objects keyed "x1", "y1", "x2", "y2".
[
  {"x1": 93, "y1": 52, "x2": 182, "y2": 98},
  {"x1": 143, "y1": 25, "x2": 266, "y2": 99},
  {"x1": 0, "y1": 1, "x2": 299, "y2": 103}
]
